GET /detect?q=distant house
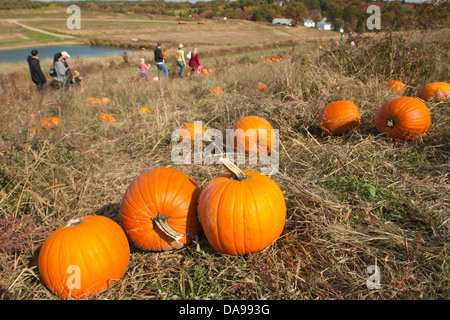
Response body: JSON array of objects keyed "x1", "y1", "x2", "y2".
[
  {"x1": 317, "y1": 18, "x2": 333, "y2": 31},
  {"x1": 272, "y1": 18, "x2": 293, "y2": 26},
  {"x1": 303, "y1": 18, "x2": 315, "y2": 28}
]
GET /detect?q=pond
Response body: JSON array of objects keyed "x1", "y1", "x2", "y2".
[{"x1": 0, "y1": 45, "x2": 135, "y2": 64}]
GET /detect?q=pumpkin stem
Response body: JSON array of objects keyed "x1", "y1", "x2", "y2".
[
  {"x1": 220, "y1": 158, "x2": 249, "y2": 181},
  {"x1": 66, "y1": 218, "x2": 83, "y2": 227},
  {"x1": 150, "y1": 213, "x2": 184, "y2": 242},
  {"x1": 387, "y1": 118, "x2": 395, "y2": 128}
]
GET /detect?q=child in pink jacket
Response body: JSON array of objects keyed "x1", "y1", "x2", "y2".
[{"x1": 139, "y1": 58, "x2": 150, "y2": 82}]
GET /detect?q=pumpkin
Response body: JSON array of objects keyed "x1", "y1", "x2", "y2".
[
  {"x1": 198, "y1": 21, "x2": 205, "y2": 24},
  {"x1": 256, "y1": 83, "x2": 269, "y2": 93},
  {"x1": 176, "y1": 122, "x2": 206, "y2": 149},
  {"x1": 386, "y1": 80, "x2": 405, "y2": 94},
  {"x1": 32, "y1": 116, "x2": 60, "y2": 135},
  {"x1": 98, "y1": 113, "x2": 115, "y2": 122},
  {"x1": 140, "y1": 107, "x2": 150, "y2": 114},
  {"x1": 38, "y1": 215, "x2": 130, "y2": 299},
  {"x1": 211, "y1": 86, "x2": 224, "y2": 97},
  {"x1": 120, "y1": 167, "x2": 202, "y2": 251},
  {"x1": 233, "y1": 115, "x2": 275, "y2": 154},
  {"x1": 202, "y1": 68, "x2": 209, "y2": 74},
  {"x1": 198, "y1": 159, "x2": 286, "y2": 255},
  {"x1": 178, "y1": 21, "x2": 186, "y2": 24},
  {"x1": 318, "y1": 100, "x2": 361, "y2": 136},
  {"x1": 260, "y1": 55, "x2": 264, "y2": 59},
  {"x1": 88, "y1": 97, "x2": 103, "y2": 105},
  {"x1": 375, "y1": 97, "x2": 431, "y2": 140},
  {"x1": 162, "y1": 52, "x2": 168, "y2": 58},
  {"x1": 186, "y1": 72, "x2": 191, "y2": 77},
  {"x1": 417, "y1": 82, "x2": 450, "y2": 102}
]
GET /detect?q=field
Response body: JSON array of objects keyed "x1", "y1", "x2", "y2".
[{"x1": 0, "y1": 7, "x2": 449, "y2": 303}]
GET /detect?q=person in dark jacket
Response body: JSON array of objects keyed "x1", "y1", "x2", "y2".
[
  {"x1": 27, "y1": 49, "x2": 46, "y2": 92},
  {"x1": 154, "y1": 42, "x2": 169, "y2": 80}
]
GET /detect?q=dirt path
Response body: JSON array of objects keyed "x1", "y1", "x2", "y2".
[{"x1": 4, "y1": 19, "x2": 73, "y2": 39}]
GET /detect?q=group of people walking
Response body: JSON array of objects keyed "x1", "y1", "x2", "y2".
[
  {"x1": 27, "y1": 49, "x2": 81, "y2": 92},
  {"x1": 27, "y1": 41, "x2": 201, "y2": 92},
  {"x1": 134, "y1": 42, "x2": 202, "y2": 82}
]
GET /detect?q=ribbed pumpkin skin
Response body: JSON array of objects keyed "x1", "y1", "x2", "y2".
[
  {"x1": 386, "y1": 80, "x2": 405, "y2": 94},
  {"x1": 198, "y1": 170, "x2": 286, "y2": 256},
  {"x1": 318, "y1": 101, "x2": 361, "y2": 136},
  {"x1": 233, "y1": 116, "x2": 275, "y2": 154},
  {"x1": 375, "y1": 97, "x2": 431, "y2": 140},
  {"x1": 120, "y1": 167, "x2": 202, "y2": 251},
  {"x1": 38, "y1": 216, "x2": 130, "y2": 299},
  {"x1": 417, "y1": 82, "x2": 450, "y2": 101}
]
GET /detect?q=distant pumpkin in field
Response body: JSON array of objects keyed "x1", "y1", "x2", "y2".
[
  {"x1": 140, "y1": 107, "x2": 150, "y2": 114},
  {"x1": 256, "y1": 83, "x2": 269, "y2": 93},
  {"x1": 211, "y1": 86, "x2": 224, "y2": 97},
  {"x1": 202, "y1": 68, "x2": 209, "y2": 74},
  {"x1": 386, "y1": 80, "x2": 406, "y2": 94},
  {"x1": 98, "y1": 113, "x2": 115, "y2": 122},
  {"x1": 32, "y1": 116, "x2": 60, "y2": 135},
  {"x1": 186, "y1": 72, "x2": 191, "y2": 77}
]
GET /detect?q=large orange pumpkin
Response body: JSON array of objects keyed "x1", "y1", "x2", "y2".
[
  {"x1": 386, "y1": 80, "x2": 405, "y2": 94},
  {"x1": 318, "y1": 100, "x2": 361, "y2": 136},
  {"x1": 233, "y1": 116, "x2": 275, "y2": 154},
  {"x1": 375, "y1": 97, "x2": 431, "y2": 140},
  {"x1": 38, "y1": 215, "x2": 130, "y2": 299},
  {"x1": 198, "y1": 160, "x2": 286, "y2": 255},
  {"x1": 120, "y1": 167, "x2": 202, "y2": 251},
  {"x1": 417, "y1": 82, "x2": 450, "y2": 102}
]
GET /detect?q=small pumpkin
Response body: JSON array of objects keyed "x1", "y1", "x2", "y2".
[
  {"x1": 417, "y1": 82, "x2": 450, "y2": 102},
  {"x1": 233, "y1": 116, "x2": 275, "y2": 154},
  {"x1": 175, "y1": 122, "x2": 206, "y2": 150},
  {"x1": 256, "y1": 83, "x2": 269, "y2": 93},
  {"x1": 38, "y1": 215, "x2": 130, "y2": 299},
  {"x1": 186, "y1": 72, "x2": 191, "y2": 77},
  {"x1": 140, "y1": 107, "x2": 150, "y2": 114},
  {"x1": 318, "y1": 100, "x2": 361, "y2": 136},
  {"x1": 211, "y1": 86, "x2": 224, "y2": 97},
  {"x1": 198, "y1": 159, "x2": 286, "y2": 256},
  {"x1": 98, "y1": 113, "x2": 115, "y2": 122},
  {"x1": 120, "y1": 167, "x2": 202, "y2": 251},
  {"x1": 32, "y1": 116, "x2": 60, "y2": 135},
  {"x1": 386, "y1": 80, "x2": 405, "y2": 94},
  {"x1": 375, "y1": 96, "x2": 431, "y2": 140},
  {"x1": 202, "y1": 68, "x2": 209, "y2": 74}
]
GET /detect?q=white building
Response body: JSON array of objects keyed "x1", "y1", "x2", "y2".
[
  {"x1": 272, "y1": 18, "x2": 293, "y2": 26},
  {"x1": 303, "y1": 18, "x2": 315, "y2": 28},
  {"x1": 317, "y1": 18, "x2": 333, "y2": 31}
]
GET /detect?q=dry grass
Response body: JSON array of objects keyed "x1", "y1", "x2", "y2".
[{"x1": 0, "y1": 29, "x2": 449, "y2": 301}]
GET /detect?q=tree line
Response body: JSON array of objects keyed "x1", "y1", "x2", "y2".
[{"x1": 2, "y1": 0, "x2": 448, "y2": 31}]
